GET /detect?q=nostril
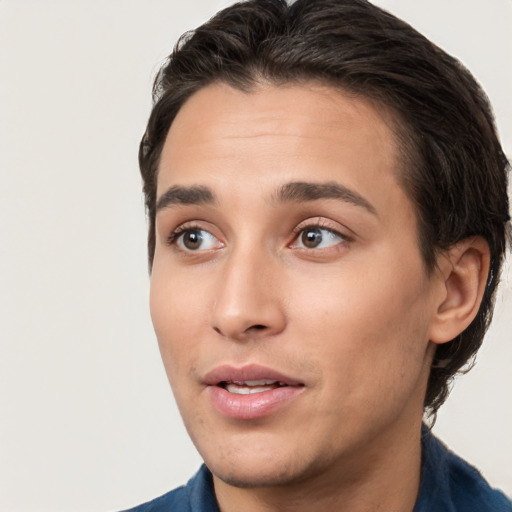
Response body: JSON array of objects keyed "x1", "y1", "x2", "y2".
[
  {"x1": 212, "y1": 322, "x2": 270, "y2": 340},
  {"x1": 250, "y1": 324, "x2": 266, "y2": 331}
]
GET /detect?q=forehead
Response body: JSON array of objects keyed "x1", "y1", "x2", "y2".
[{"x1": 157, "y1": 82, "x2": 412, "y2": 224}]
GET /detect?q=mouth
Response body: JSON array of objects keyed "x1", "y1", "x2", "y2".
[
  {"x1": 219, "y1": 379, "x2": 291, "y2": 395},
  {"x1": 204, "y1": 365, "x2": 305, "y2": 420}
]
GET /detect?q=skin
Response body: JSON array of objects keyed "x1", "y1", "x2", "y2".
[{"x1": 149, "y1": 82, "x2": 488, "y2": 512}]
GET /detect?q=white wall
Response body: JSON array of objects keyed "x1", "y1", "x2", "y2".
[{"x1": 0, "y1": 1, "x2": 510, "y2": 510}]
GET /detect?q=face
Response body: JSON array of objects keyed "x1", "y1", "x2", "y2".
[{"x1": 150, "y1": 82, "x2": 440, "y2": 490}]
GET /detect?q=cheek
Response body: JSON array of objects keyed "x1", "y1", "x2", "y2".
[
  {"x1": 292, "y1": 262, "x2": 432, "y2": 396},
  {"x1": 149, "y1": 266, "x2": 207, "y2": 383}
]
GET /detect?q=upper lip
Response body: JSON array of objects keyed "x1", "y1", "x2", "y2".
[{"x1": 203, "y1": 364, "x2": 304, "y2": 387}]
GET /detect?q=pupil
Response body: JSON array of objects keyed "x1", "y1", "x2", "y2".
[
  {"x1": 302, "y1": 228, "x2": 322, "y2": 248},
  {"x1": 184, "y1": 230, "x2": 202, "y2": 249}
]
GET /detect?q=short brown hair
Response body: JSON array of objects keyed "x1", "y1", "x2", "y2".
[{"x1": 139, "y1": 0, "x2": 510, "y2": 414}]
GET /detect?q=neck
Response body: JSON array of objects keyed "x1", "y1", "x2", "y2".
[{"x1": 213, "y1": 415, "x2": 424, "y2": 512}]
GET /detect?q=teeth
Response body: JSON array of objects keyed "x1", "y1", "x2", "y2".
[
  {"x1": 233, "y1": 379, "x2": 278, "y2": 386},
  {"x1": 220, "y1": 380, "x2": 289, "y2": 394},
  {"x1": 225, "y1": 383, "x2": 275, "y2": 395}
]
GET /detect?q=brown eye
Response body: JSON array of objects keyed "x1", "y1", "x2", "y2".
[
  {"x1": 294, "y1": 226, "x2": 345, "y2": 250},
  {"x1": 173, "y1": 227, "x2": 221, "y2": 251},
  {"x1": 182, "y1": 230, "x2": 203, "y2": 250},
  {"x1": 301, "y1": 228, "x2": 323, "y2": 248}
]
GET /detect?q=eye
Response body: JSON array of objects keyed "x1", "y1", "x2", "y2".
[
  {"x1": 292, "y1": 226, "x2": 345, "y2": 250},
  {"x1": 170, "y1": 227, "x2": 221, "y2": 251}
]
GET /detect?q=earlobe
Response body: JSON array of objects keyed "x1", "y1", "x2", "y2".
[{"x1": 428, "y1": 237, "x2": 490, "y2": 344}]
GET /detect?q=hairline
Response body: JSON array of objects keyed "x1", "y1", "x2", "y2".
[{"x1": 150, "y1": 76, "x2": 436, "y2": 274}]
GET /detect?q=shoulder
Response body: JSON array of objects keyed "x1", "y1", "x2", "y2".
[
  {"x1": 446, "y1": 449, "x2": 511, "y2": 511},
  {"x1": 415, "y1": 426, "x2": 511, "y2": 512},
  {"x1": 120, "y1": 465, "x2": 219, "y2": 512}
]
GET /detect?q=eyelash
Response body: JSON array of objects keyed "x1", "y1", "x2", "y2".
[
  {"x1": 291, "y1": 220, "x2": 350, "y2": 248},
  {"x1": 291, "y1": 219, "x2": 344, "y2": 238},
  {"x1": 166, "y1": 224, "x2": 202, "y2": 246},
  {"x1": 166, "y1": 219, "x2": 350, "y2": 252}
]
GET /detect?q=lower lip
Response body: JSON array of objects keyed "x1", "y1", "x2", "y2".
[{"x1": 207, "y1": 385, "x2": 304, "y2": 420}]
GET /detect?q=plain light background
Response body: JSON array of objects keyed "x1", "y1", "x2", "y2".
[{"x1": 1, "y1": 1, "x2": 510, "y2": 510}]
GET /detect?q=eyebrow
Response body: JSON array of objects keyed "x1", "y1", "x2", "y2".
[
  {"x1": 156, "y1": 181, "x2": 377, "y2": 216},
  {"x1": 156, "y1": 185, "x2": 216, "y2": 211},
  {"x1": 275, "y1": 181, "x2": 377, "y2": 215}
]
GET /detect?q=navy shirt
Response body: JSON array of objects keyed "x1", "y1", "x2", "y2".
[{"x1": 124, "y1": 429, "x2": 511, "y2": 511}]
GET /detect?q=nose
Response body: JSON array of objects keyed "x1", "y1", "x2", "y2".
[{"x1": 211, "y1": 247, "x2": 286, "y2": 341}]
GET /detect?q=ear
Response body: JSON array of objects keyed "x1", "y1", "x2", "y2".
[{"x1": 428, "y1": 237, "x2": 490, "y2": 344}]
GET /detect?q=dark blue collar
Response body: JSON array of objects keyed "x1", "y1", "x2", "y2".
[{"x1": 413, "y1": 425, "x2": 510, "y2": 511}]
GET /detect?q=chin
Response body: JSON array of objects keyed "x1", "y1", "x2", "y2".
[
  {"x1": 209, "y1": 459, "x2": 310, "y2": 489},
  {"x1": 200, "y1": 436, "x2": 325, "y2": 490}
]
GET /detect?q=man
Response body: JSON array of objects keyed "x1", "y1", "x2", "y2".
[{"x1": 126, "y1": 0, "x2": 511, "y2": 510}]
